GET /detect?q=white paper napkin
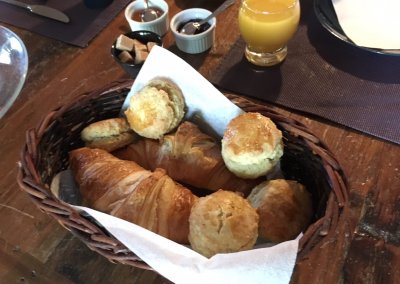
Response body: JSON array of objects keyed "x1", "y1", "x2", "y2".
[
  {"x1": 332, "y1": 0, "x2": 400, "y2": 49},
  {"x1": 76, "y1": 206, "x2": 299, "y2": 284}
]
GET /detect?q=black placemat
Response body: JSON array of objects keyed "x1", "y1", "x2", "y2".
[
  {"x1": 0, "y1": 0, "x2": 130, "y2": 47},
  {"x1": 210, "y1": 0, "x2": 400, "y2": 145}
]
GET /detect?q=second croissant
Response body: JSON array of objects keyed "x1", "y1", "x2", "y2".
[{"x1": 113, "y1": 121, "x2": 261, "y2": 195}]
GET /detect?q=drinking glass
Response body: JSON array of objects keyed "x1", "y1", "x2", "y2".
[
  {"x1": 0, "y1": 26, "x2": 28, "y2": 119},
  {"x1": 238, "y1": 0, "x2": 300, "y2": 66}
]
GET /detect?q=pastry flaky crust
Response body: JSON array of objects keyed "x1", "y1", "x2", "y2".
[
  {"x1": 247, "y1": 179, "x2": 313, "y2": 243},
  {"x1": 81, "y1": 117, "x2": 137, "y2": 152},
  {"x1": 69, "y1": 147, "x2": 198, "y2": 244},
  {"x1": 188, "y1": 190, "x2": 259, "y2": 258},
  {"x1": 113, "y1": 121, "x2": 261, "y2": 195},
  {"x1": 222, "y1": 112, "x2": 284, "y2": 179},
  {"x1": 124, "y1": 78, "x2": 185, "y2": 139}
]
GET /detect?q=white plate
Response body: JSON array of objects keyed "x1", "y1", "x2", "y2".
[{"x1": 314, "y1": 0, "x2": 400, "y2": 56}]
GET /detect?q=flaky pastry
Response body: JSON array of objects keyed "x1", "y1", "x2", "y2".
[
  {"x1": 247, "y1": 179, "x2": 313, "y2": 242},
  {"x1": 81, "y1": 117, "x2": 137, "y2": 152},
  {"x1": 124, "y1": 78, "x2": 185, "y2": 139},
  {"x1": 221, "y1": 112, "x2": 283, "y2": 179},
  {"x1": 188, "y1": 190, "x2": 259, "y2": 257}
]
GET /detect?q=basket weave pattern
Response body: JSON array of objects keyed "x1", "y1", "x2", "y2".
[{"x1": 17, "y1": 80, "x2": 348, "y2": 269}]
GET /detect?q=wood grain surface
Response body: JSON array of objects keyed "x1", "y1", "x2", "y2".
[{"x1": 0, "y1": 0, "x2": 399, "y2": 283}]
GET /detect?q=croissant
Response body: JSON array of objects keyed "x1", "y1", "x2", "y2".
[
  {"x1": 69, "y1": 147, "x2": 198, "y2": 244},
  {"x1": 113, "y1": 121, "x2": 261, "y2": 195}
]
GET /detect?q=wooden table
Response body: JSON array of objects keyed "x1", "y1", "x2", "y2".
[{"x1": 1, "y1": 0, "x2": 399, "y2": 283}]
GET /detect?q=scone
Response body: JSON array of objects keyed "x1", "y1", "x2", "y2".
[
  {"x1": 124, "y1": 78, "x2": 185, "y2": 139},
  {"x1": 81, "y1": 118, "x2": 137, "y2": 152},
  {"x1": 221, "y1": 112, "x2": 283, "y2": 179},
  {"x1": 188, "y1": 190, "x2": 259, "y2": 258},
  {"x1": 247, "y1": 179, "x2": 313, "y2": 242}
]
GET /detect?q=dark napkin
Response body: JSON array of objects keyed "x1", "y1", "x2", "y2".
[
  {"x1": 0, "y1": 0, "x2": 130, "y2": 47},
  {"x1": 210, "y1": 0, "x2": 400, "y2": 145}
]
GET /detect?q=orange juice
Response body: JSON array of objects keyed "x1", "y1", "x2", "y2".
[{"x1": 239, "y1": 0, "x2": 300, "y2": 53}]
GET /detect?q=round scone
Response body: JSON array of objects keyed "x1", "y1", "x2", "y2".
[
  {"x1": 247, "y1": 179, "x2": 313, "y2": 243},
  {"x1": 221, "y1": 112, "x2": 283, "y2": 179},
  {"x1": 124, "y1": 79, "x2": 185, "y2": 139},
  {"x1": 188, "y1": 190, "x2": 259, "y2": 258},
  {"x1": 81, "y1": 117, "x2": 137, "y2": 152}
]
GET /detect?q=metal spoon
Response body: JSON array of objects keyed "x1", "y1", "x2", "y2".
[
  {"x1": 180, "y1": 0, "x2": 236, "y2": 35},
  {"x1": 0, "y1": 0, "x2": 70, "y2": 23},
  {"x1": 140, "y1": 0, "x2": 159, "y2": 22}
]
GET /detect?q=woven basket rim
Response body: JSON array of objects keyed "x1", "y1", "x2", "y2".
[{"x1": 17, "y1": 79, "x2": 349, "y2": 270}]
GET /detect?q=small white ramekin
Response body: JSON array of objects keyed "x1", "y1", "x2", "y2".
[
  {"x1": 125, "y1": 0, "x2": 169, "y2": 36},
  {"x1": 170, "y1": 8, "x2": 216, "y2": 54}
]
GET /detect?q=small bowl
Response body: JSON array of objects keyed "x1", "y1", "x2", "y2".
[
  {"x1": 111, "y1": 30, "x2": 163, "y2": 78},
  {"x1": 170, "y1": 8, "x2": 216, "y2": 54},
  {"x1": 124, "y1": 0, "x2": 169, "y2": 36}
]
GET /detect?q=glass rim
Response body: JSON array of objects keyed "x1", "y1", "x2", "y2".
[{"x1": 241, "y1": 0, "x2": 299, "y2": 15}]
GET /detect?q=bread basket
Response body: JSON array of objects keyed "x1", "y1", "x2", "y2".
[{"x1": 17, "y1": 79, "x2": 349, "y2": 272}]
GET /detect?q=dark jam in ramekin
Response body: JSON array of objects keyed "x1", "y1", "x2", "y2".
[
  {"x1": 132, "y1": 7, "x2": 164, "y2": 22},
  {"x1": 178, "y1": 18, "x2": 211, "y2": 35}
]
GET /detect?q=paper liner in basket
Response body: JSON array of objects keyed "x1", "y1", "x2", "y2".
[
  {"x1": 76, "y1": 206, "x2": 299, "y2": 284},
  {"x1": 58, "y1": 46, "x2": 299, "y2": 284}
]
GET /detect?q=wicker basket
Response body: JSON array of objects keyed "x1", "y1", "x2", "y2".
[{"x1": 17, "y1": 79, "x2": 348, "y2": 270}]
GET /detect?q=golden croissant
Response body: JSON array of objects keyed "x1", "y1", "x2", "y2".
[
  {"x1": 113, "y1": 121, "x2": 261, "y2": 195},
  {"x1": 69, "y1": 147, "x2": 198, "y2": 244}
]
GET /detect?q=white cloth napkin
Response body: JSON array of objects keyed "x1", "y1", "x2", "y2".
[
  {"x1": 76, "y1": 206, "x2": 299, "y2": 284},
  {"x1": 332, "y1": 0, "x2": 400, "y2": 49}
]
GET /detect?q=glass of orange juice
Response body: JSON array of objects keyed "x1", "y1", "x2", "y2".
[{"x1": 238, "y1": 0, "x2": 300, "y2": 66}]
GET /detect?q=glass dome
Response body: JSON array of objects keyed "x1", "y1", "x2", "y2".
[{"x1": 0, "y1": 26, "x2": 28, "y2": 119}]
